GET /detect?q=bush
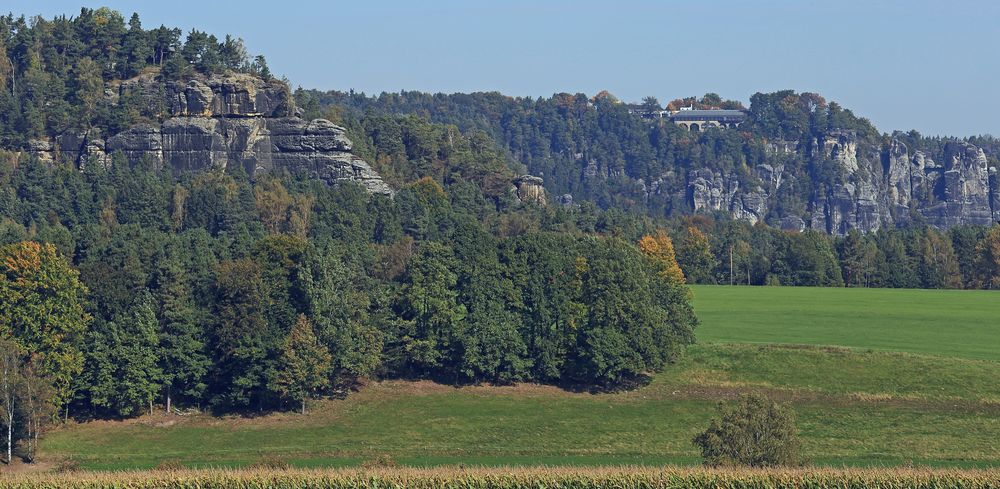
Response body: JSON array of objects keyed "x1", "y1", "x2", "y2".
[{"x1": 692, "y1": 393, "x2": 800, "y2": 467}]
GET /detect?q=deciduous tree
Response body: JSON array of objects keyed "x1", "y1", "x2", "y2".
[
  {"x1": 638, "y1": 230, "x2": 685, "y2": 284},
  {"x1": 0, "y1": 242, "x2": 89, "y2": 417},
  {"x1": 693, "y1": 393, "x2": 800, "y2": 467},
  {"x1": 676, "y1": 227, "x2": 716, "y2": 284}
]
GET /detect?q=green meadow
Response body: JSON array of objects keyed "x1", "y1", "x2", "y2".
[{"x1": 690, "y1": 285, "x2": 1000, "y2": 361}]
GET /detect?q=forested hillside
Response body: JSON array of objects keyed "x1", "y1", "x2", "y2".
[
  {"x1": 299, "y1": 89, "x2": 1000, "y2": 234},
  {"x1": 0, "y1": 8, "x2": 271, "y2": 146}
]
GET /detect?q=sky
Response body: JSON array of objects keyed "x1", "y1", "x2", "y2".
[{"x1": 6, "y1": 1, "x2": 999, "y2": 137}]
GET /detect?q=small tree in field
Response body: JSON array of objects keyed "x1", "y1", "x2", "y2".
[
  {"x1": 271, "y1": 315, "x2": 331, "y2": 414},
  {"x1": 693, "y1": 393, "x2": 800, "y2": 467}
]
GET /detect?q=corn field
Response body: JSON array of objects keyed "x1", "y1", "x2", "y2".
[{"x1": 2, "y1": 466, "x2": 999, "y2": 489}]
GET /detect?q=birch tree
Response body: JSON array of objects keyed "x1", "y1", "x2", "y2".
[
  {"x1": 19, "y1": 358, "x2": 54, "y2": 463},
  {"x1": 0, "y1": 337, "x2": 22, "y2": 465}
]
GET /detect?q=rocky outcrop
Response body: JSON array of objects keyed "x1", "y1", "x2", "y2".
[
  {"x1": 28, "y1": 130, "x2": 110, "y2": 168},
  {"x1": 102, "y1": 116, "x2": 392, "y2": 195},
  {"x1": 683, "y1": 131, "x2": 999, "y2": 235},
  {"x1": 513, "y1": 175, "x2": 547, "y2": 205},
  {"x1": 30, "y1": 73, "x2": 392, "y2": 196},
  {"x1": 167, "y1": 73, "x2": 293, "y2": 118},
  {"x1": 918, "y1": 141, "x2": 993, "y2": 227},
  {"x1": 687, "y1": 169, "x2": 768, "y2": 225}
]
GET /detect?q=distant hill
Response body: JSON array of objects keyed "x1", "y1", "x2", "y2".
[{"x1": 299, "y1": 89, "x2": 1000, "y2": 234}]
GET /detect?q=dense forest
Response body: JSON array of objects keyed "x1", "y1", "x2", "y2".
[
  {"x1": 296, "y1": 89, "x2": 873, "y2": 217},
  {"x1": 3, "y1": 6, "x2": 1000, "y2": 466}
]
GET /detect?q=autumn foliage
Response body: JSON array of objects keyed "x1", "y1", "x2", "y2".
[{"x1": 638, "y1": 231, "x2": 685, "y2": 285}]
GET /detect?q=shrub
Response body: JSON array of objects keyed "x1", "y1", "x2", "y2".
[{"x1": 693, "y1": 393, "x2": 800, "y2": 467}]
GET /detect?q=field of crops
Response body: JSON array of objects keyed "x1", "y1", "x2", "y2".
[
  {"x1": 22, "y1": 286, "x2": 1000, "y2": 471},
  {"x1": 3, "y1": 466, "x2": 1000, "y2": 489}
]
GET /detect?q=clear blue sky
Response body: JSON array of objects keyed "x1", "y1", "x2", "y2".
[{"x1": 6, "y1": 1, "x2": 999, "y2": 137}]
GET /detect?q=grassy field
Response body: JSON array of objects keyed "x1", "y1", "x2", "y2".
[
  {"x1": 690, "y1": 285, "x2": 1000, "y2": 361},
  {"x1": 35, "y1": 286, "x2": 1000, "y2": 470}
]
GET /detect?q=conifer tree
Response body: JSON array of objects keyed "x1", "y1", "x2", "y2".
[
  {"x1": 271, "y1": 315, "x2": 332, "y2": 414},
  {"x1": 155, "y1": 248, "x2": 209, "y2": 413}
]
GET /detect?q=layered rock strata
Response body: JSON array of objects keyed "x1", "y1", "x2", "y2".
[{"x1": 29, "y1": 73, "x2": 393, "y2": 195}]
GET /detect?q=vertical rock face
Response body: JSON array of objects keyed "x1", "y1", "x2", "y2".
[
  {"x1": 513, "y1": 175, "x2": 547, "y2": 205},
  {"x1": 684, "y1": 130, "x2": 998, "y2": 234},
  {"x1": 167, "y1": 73, "x2": 293, "y2": 118},
  {"x1": 884, "y1": 139, "x2": 912, "y2": 212},
  {"x1": 30, "y1": 73, "x2": 392, "y2": 196},
  {"x1": 918, "y1": 141, "x2": 993, "y2": 227},
  {"x1": 29, "y1": 130, "x2": 110, "y2": 168},
  {"x1": 687, "y1": 168, "x2": 768, "y2": 225}
]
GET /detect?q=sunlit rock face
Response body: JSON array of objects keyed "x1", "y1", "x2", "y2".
[{"x1": 32, "y1": 73, "x2": 393, "y2": 196}]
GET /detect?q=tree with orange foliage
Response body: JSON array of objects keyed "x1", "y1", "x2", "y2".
[{"x1": 638, "y1": 230, "x2": 685, "y2": 285}]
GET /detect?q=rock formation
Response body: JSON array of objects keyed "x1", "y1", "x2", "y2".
[
  {"x1": 28, "y1": 73, "x2": 393, "y2": 196},
  {"x1": 687, "y1": 168, "x2": 768, "y2": 225},
  {"x1": 683, "y1": 131, "x2": 999, "y2": 234},
  {"x1": 513, "y1": 175, "x2": 547, "y2": 205}
]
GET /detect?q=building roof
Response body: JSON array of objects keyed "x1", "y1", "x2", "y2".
[{"x1": 667, "y1": 109, "x2": 747, "y2": 121}]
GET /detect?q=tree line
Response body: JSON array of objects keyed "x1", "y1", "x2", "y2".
[{"x1": 668, "y1": 215, "x2": 1000, "y2": 289}]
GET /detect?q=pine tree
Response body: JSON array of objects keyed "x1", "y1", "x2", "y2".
[
  {"x1": 271, "y1": 315, "x2": 332, "y2": 414},
  {"x1": 155, "y1": 248, "x2": 209, "y2": 413},
  {"x1": 121, "y1": 13, "x2": 152, "y2": 78},
  {"x1": 85, "y1": 292, "x2": 163, "y2": 416}
]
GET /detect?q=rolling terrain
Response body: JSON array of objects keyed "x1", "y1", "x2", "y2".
[{"x1": 38, "y1": 286, "x2": 1000, "y2": 470}]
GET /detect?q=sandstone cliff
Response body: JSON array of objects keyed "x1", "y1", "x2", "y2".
[
  {"x1": 28, "y1": 73, "x2": 393, "y2": 195},
  {"x1": 681, "y1": 131, "x2": 999, "y2": 234}
]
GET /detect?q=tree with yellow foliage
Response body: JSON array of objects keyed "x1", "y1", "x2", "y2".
[
  {"x1": 0, "y1": 242, "x2": 90, "y2": 418},
  {"x1": 638, "y1": 230, "x2": 685, "y2": 284}
]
